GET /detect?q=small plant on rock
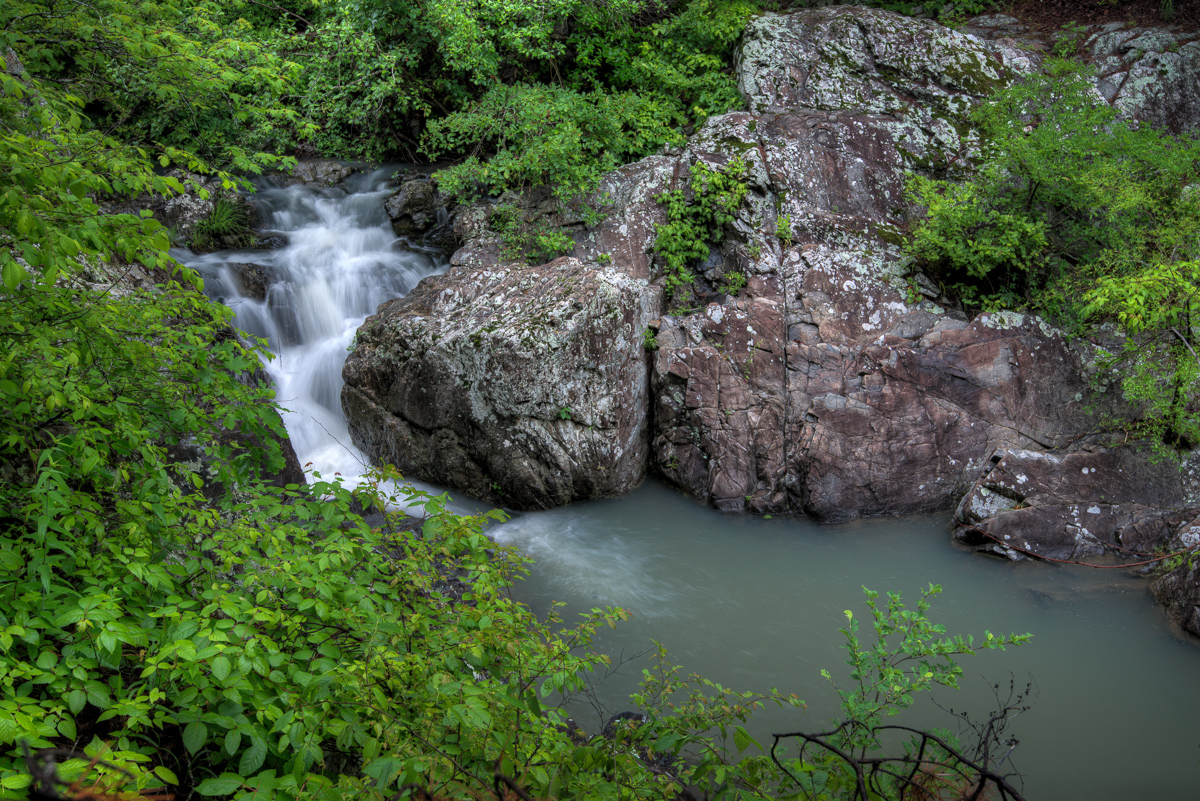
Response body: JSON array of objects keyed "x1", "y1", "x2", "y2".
[{"x1": 652, "y1": 157, "x2": 750, "y2": 298}]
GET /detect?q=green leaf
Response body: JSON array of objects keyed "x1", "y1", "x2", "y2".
[
  {"x1": 225, "y1": 728, "x2": 241, "y2": 756},
  {"x1": 154, "y1": 766, "x2": 179, "y2": 785},
  {"x1": 67, "y1": 690, "x2": 86, "y2": 716},
  {"x1": 733, "y1": 725, "x2": 760, "y2": 753},
  {"x1": 196, "y1": 775, "x2": 243, "y2": 796},
  {"x1": 183, "y1": 721, "x2": 208, "y2": 755},
  {"x1": 239, "y1": 740, "x2": 267, "y2": 775},
  {"x1": 212, "y1": 655, "x2": 231, "y2": 682}
]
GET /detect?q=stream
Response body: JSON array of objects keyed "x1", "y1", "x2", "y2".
[{"x1": 180, "y1": 173, "x2": 1200, "y2": 801}]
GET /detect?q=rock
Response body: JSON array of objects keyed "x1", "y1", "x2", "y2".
[
  {"x1": 602, "y1": 712, "x2": 647, "y2": 740},
  {"x1": 228, "y1": 262, "x2": 275, "y2": 302},
  {"x1": 99, "y1": 170, "x2": 222, "y2": 246},
  {"x1": 256, "y1": 234, "x2": 287, "y2": 250},
  {"x1": 287, "y1": 160, "x2": 358, "y2": 187},
  {"x1": 1152, "y1": 549, "x2": 1200, "y2": 636},
  {"x1": 267, "y1": 283, "x2": 303, "y2": 346},
  {"x1": 340, "y1": 5, "x2": 1199, "y2": 529},
  {"x1": 953, "y1": 447, "x2": 1197, "y2": 561},
  {"x1": 1087, "y1": 27, "x2": 1200, "y2": 133},
  {"x1": 341, "y1": 257, "x2": 661, "y2": 510},
  {"x1": 737, "y1": 6, "x2": 1019, "y2": 119},
  {"x1": 385, "y1": 179, "x2": 440, "y2": 237}
]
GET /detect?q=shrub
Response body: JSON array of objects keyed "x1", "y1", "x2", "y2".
[{"x1": 653, "y1": 157, "x2": 751, "y2": 298}]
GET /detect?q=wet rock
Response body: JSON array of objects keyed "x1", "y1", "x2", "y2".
[
  {"x1": 228, "y1": 262, "x2": 275, "y2": 302},
  {"x1": 341, "y1": 257, "x2": 661, "y2": 510},
  {"x1": 385, "y1": 179, "x2": 440, "y2": 237},
  {"x1": 288, "y1": 160, "x2": 358, "y2": 187},
  {"x1": 953, "y1": 447, "x2": 1197, "y2": 561},
  {"x1": 267, "y1": 282, "x2": 303, "y2": 346},
  {"x1": 256, "y1": 234, "x2": 287, "y2": 250},
  {"x1": 1152, "y1": 549, "x2": 1200, "y2": 636}
]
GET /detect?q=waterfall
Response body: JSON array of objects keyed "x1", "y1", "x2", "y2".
[{"x1": 178, "y1": 168, "x2": 445, "y2": 483}]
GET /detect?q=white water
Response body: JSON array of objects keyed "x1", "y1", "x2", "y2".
[
  {"x1": 186, "y1": 177, "x2": 1200, "y2": 800},
  {"x1": 178, "y1": 169, "x2": 445, "y2": 484}
]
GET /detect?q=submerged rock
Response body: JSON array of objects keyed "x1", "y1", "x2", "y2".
[{"x1": 228, "y1": 262, "x2": 275, "y2": 302}]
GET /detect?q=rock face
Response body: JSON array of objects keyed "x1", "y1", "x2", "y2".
[
  {"x1": 953, "y1": 447, "x2": 1199, "y2": 561},
  {"x1": 343, "y1": 6, "x2": 1199, "y2": 531},
  {"x1": 1153, "y1": 544, "x2": 1200, "y2": 636},
  {"x1": 1087, "y1": 23, "x2": 1200, "y2": 133},
  {"x1": 342, "y1": 257, "x2": 660, "y2": 508},
  {"x1": 287, "y1": 160, "x2": 359, "y2": 187}
]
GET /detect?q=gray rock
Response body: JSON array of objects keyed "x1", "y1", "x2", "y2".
[
  {"x1": 385, "y1": 179, "x2": 440, "y2": 237},
  {"x1": 288, "y1": 160, "x2": 358, "y2": 187},
  {"x1": 341, "y1": 257, "x2": 661, "y2": 509},
  {"x1": 1088, "y1": 28, "x2": 1200, "y2": 133},
  {"x1": 340, "y1": 6, "x2": 1200, "y2": 532}
]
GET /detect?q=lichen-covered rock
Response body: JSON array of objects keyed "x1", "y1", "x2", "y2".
[
  {"x1": 1087, "y1": 26, "x2": 1200, "y2": 133},
  {"x1": 341, "y1": 257, "x2": 661, "y2": 509},
  {"x1": 342, "y1": 5, "x2": 1199, "y2": 525},
  {"x1": 953, "y1": 447, "x2": 1197, "y2": 561},
  {"x1": 653, "y1": 265, "x2": 1118, "y2": 519},
  {"x1": 737, "y1": 6, "x2": 1013, "y2": 118}
]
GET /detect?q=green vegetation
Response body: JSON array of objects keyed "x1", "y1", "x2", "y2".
[
  {"x1": 0, "y1": 1, "x2": 1049, "y2": 797},
  {"x1": 906, "y1": 61, "x2": 1200, "y2": 448},
  {"x1": 653, "y1": 157, "x2": 751, "y2": 298},
  {"x1": 489, "y1": 202, "x2": 577, "y2": 265},
  {"x1": 191, "y1": 197, "x2": 258, "y2": 253}
]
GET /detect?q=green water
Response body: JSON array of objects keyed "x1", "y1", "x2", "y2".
[{"x1": 489, "y1": 479, "x2": 1200, "y2": 800}]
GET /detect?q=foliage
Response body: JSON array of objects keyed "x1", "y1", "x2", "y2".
[
  {"x1": 191, "y1": 197, "x2": 257, "y2": 253},
  {"x1": 909, "y1": 61, "x2": 1200, "y2": 305},
  {"x1": 1051, "y1": 21, "x2": 1089, "y2": 59},
  {"x1": 427, "y1": 84, "x2": 683, "y2": 202},
  {"x1": 653, "y1": 157, "x2": 751, "y2": 298},
  {"x1": 488, "y1": 201, "x2": 577, "y2": 265},
  {"x1": 765, "y1": 585, "x2": 1031, "y2": 800},
  {"x1": 1, "y1": 0, "x2": 302, "y2": 173},
  {"x1": 843, "y1": 0, "x2": 997, "y2": 21},
  {"x1": 907, "y1": 60, "x2": 1200, "y2": 444}
]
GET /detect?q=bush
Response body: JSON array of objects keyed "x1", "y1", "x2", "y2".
[
  {"x1": 906, "y1": 60, "x2": 1200, "y2": 447},
  {"x1": 653, "y1": 157, "x2": 751, "y2": 298}
]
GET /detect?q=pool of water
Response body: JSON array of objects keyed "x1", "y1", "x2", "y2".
[{"x1": 491, "y1": 480, "x2": 1200, "y2": 800}]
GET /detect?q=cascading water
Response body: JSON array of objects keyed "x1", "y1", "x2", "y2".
[{"x1": 178, "y1": 168, "x2": 444, "y2": 482}]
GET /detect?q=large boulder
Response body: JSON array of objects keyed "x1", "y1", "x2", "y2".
[
  {"x1": 341, "y1": 257, "x2": 660, "y2": 509},
  {"x1": 953, "y1": 447, "x2": 1200, "y2": 560},
  {"x1": 341, "y1": 5, "x2": 1198, "y2": 527}
]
